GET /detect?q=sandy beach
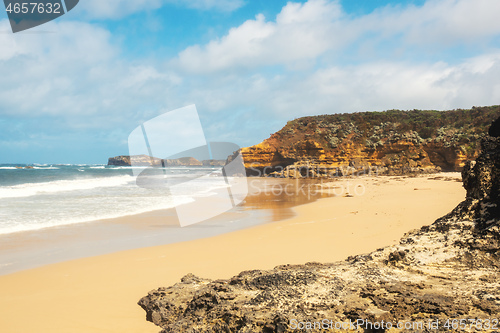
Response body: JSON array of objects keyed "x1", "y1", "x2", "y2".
[{"x1": 0, "y1": 174, "x2": 465, "y2": 333}]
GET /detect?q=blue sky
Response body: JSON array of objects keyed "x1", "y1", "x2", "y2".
[{"x1": 1, "y1": 0, "x2": 500, "y2": 164}]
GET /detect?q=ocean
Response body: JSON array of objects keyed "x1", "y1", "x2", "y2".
[
  {"x1": 0, "y1": 164, "x2": 330, "y2": 274},
  {"x1": 0, "y1": 163, "x2": 228, "y2": 235}
]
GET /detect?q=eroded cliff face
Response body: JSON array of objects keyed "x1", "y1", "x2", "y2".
[
  {"x1": 239, "y1": 107, "x2": 498, "y2": 177},
  {"x1": 139, "y1": 126, "x2": 500, "y2": 333}
]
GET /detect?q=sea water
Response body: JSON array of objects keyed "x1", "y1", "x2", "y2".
[{"x1": 0, "y1": 164, "x2": 228, "y2": 235}]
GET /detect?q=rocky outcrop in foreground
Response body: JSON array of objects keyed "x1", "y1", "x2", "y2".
[
  {"x1": 107, "y1": 155, "x2": 224, "y2": 167},
  {"x1": 238, "y1": 106, "x2": 499, "y2": 177},
  {"x1": 139, "y1": 132, "x2": 500, "y2": 332}
]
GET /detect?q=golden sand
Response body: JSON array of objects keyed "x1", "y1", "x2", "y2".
[{"x1": 0, "y1": 174, "x2": 465, "y2": 333}]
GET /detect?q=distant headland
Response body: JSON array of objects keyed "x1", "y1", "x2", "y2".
[{"x1": 107, "y1": 155, "x2": 226, "y2": 167}]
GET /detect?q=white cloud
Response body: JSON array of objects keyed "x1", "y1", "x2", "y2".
[
  {"x1": 0, "y1": 20, "x2": 179, "y2": 129},
  {"x1": 169, "y1": 52, "x2": 500, "y2": 141},
  {"x1": 174, "y1": 0, "x2": 347, "y2": 73},
  {"x1": 0, "y1": 24, "x2": 28, "y2": 60},
  {"x1": 360, "y1": 0, "x2": 500, "y2": 46},
  {"x1": 174, "y1": 0, "x2": 500, "y2": 74},
  {"x1": 2, "y1": 0, "x2": 500, "y2": 153}
]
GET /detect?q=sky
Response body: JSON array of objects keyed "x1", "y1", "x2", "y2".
[{"x1": 1, "y1": 0, "x2": 500, "y2": 164}]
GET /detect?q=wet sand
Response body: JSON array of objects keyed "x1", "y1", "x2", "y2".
[
  {"x1": 0, "y1": 174, "x2": 465, "y2": 333},
  {"x1": 0, "y1": 178, "x2": 331, "y2": 275}
]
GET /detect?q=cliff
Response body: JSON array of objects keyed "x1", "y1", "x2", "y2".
[
  {"x1": 239, "y1": 106, "x2": 500, "y2": 177},
  {"x1": 107, "y1": 155, "x2": 218, "y2": 167},
  {"x1": 138, "y1": 120, "x2": 500, "y2": 332}
]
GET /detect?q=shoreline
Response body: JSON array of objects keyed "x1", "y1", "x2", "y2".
[
  {"x1": 0, "y1": 173, "x2": 465, "y2": 333},
  {"x1": 0, "y1": 177, "x2": 332, "y2": 275}
]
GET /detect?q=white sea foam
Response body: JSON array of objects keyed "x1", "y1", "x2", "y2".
[
  {"x1": 0, "y1": 195, "x2": 195, "y2": 235},
  {"x1": 1, "y1": 166, "x2": 61, "y2": 170},
  {"x1": 0, "y1": 175, "x2": 135, "y2": 199},
  {"x1": 0, "y1": 165, "x2": 237, "y2": 235},
  {"x1": 31, "y1": 166, "x2": 60, "y2": 170}
]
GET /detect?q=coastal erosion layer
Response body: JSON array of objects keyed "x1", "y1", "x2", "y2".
[
  {"x1": 234, "y1": 107, "x2": 500, "y2": 177},
  {"x1": 138, "y1": 136, "x2": 500, "y2": 331}
]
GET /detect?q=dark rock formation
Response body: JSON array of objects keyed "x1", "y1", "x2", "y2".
[
  {"x1": 139, "y1": 130, "x2": 500, "y2": 332},
  {"x1": 439, "y1": 136, "x2": 500, "y2": 230},
  {"x1": 107, "y1": 155, "x2": 139, "y2": 166},
  {"x1": 489, "y1": 116, "x2": 500, "y2": 137},
  {"x1": 239, "y1": 106, "x2": 500, "y2": 177}
]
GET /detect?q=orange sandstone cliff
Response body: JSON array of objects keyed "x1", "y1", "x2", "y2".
[{"x1": 237, "y1": 106, "x2": 500, "y2": 177}]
